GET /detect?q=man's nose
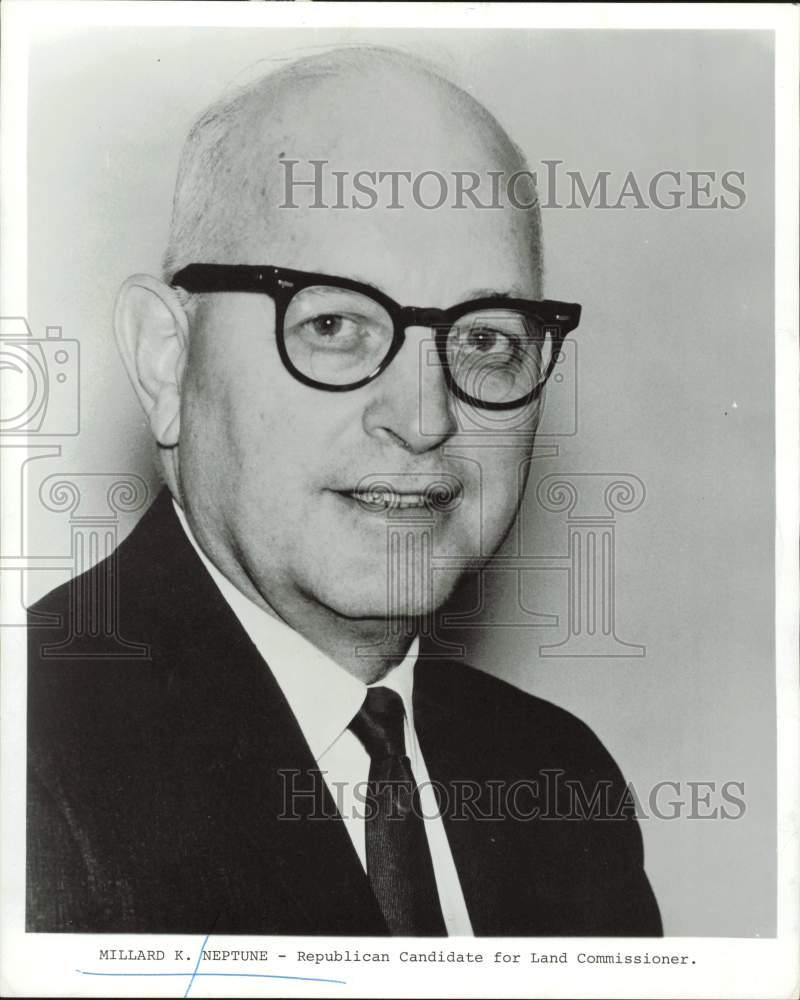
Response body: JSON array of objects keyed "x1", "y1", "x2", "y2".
[{"x1": 361, "y1": 326, "x2": 457, "y2": 454}]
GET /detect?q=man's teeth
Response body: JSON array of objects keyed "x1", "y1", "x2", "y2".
[
  {"x1": 349, "y1": 490, "x2": 428, "y2": 509},
  {"x1": 393, "y1": 494, "x2": 427, "y2": 509}
]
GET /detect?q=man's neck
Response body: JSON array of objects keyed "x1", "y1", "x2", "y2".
[
  {"x1": 233, "y1": 575, "x2": 415, "y2": 685},
  {"x1": 268, "y1": 599, "x2": 416, "y2": 685}
]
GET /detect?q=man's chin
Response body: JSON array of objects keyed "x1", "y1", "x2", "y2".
[
  {"x1": 308, "y1": 567, "x2": 463, "y2": 623},
  {"x1": 313, "y1": 592, "x2": 438, "y2": 623}
]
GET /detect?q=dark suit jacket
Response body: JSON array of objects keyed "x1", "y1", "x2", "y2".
[{"x1": 27, "y1": 489, "x2": 662, "y2": 935}]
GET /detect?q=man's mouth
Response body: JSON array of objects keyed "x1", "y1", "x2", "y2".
[
  {"x1": 338, "y1": 489, "x2": 431, "y2": 511},
  {"x1": 332, "y1": 477, "x2": 464, "y2": 513}
]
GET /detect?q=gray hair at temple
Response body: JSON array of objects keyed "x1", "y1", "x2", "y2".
[{"x1": 162, "y1": 45, "x2": 543, "y2": 288}]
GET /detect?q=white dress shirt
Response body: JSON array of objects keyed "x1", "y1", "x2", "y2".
[{"x1": 173, "y1": 501, "x2": 473, "y2": 936}]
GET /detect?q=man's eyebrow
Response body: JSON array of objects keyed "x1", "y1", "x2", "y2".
[
  {"x1": 460, "y1": 287, "x2": 520, "y2": 300},
  {"x1": 352, "y1": 280, "x2": 523, "y2": 302},
  {"x1": 304, "y1": 270, "x2": 530, "y2": 303},
  {"x1": 302, "y1": 268, "x2": 386, "y2": 297}
]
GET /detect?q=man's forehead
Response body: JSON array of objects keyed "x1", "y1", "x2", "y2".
[
  {"x1": 236, "y1": 97, "x2": 538, "y2": 299},
  {"x1": 232, "y1": 197, "x2": 541, "y2": 305}
]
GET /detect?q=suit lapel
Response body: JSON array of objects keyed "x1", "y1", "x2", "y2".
[
  {"x1": 124, "y1": 491, "x2": 388, "y2": 934},
  {"x1": 198, "y1": 643, "x2": 389, "y2": 935},
  {"x1": 414, "y1": 661, "x2": 511, "y2": 935}
]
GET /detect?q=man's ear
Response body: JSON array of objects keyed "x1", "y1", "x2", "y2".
[{"x1": 114, "y1": 275, "x2": 189, "y2": 448}]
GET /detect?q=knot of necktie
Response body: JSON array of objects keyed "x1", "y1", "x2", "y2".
[{"x1": 348, "y1": 686, "x2": 406, "y2": 763}]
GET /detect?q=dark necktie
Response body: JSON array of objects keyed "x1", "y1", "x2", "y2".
[{"x1": 348, "y1": 686, "x2": 447, "y2": 936}]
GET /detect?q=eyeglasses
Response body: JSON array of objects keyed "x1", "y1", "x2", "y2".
[{"x1": 170, "y1": 264, "x2": 582, "y2": 411}]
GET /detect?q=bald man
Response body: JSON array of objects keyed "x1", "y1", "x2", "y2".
[{"x1": 27, "y1": 47, "x2": 662, "y2": 936}]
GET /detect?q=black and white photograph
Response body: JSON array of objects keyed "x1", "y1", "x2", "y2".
[{"x1": 1, "y1": 2, "x2": 797, "y2": 998}]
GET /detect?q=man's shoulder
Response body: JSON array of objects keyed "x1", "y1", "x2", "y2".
[
  {"x1": 26, "y1": 486, "x2": 234, "y2": 728},
  {"x1": 419, "y1": 656, "x2": 601, "y2": 735},
  {"x1": 28, "y1": 487, "x2": 178, "y2": 624},
  {"x1": 417, "y1": 657, "x2": 624, "y2": 780},
  {"x1": 26, "y1": 486, "x2": 237, "y2": 677}
]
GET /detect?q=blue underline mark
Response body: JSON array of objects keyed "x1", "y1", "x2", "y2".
[{"x1": 75, "y1": 969, "x2": 347, "y2": 985}]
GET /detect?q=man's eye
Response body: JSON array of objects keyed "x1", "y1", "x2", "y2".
[
  {"x1": 467, "y1": 326, "x2": 501, "y2": 352},
  {"x1": 309, "y1": 314, "x2": 350, "y2": 337},
  {"x1": 459, "y1": 325, "x2": 518, "y2": 356}
]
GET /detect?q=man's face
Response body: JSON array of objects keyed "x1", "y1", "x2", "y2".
[{"x1": 177, "y1": 96, "x2": 543, "y2": 623}]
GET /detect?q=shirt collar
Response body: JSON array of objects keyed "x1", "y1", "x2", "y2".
[{"x1": 171, "y1": 499, "x2": 419, "y2": 761}]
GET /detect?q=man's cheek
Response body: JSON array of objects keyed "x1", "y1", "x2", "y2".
[{"x1": 475, "y1": 476, "x2": 521, "y2": 543}]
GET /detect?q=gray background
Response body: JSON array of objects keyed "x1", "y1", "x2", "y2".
[{"x1": 24, "y1": 27, "x2": 775, "y2": 936}]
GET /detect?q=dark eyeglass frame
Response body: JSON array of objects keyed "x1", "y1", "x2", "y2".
[{"x1": 171, "y1": 263, "x2": 582, "y2": 411}]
